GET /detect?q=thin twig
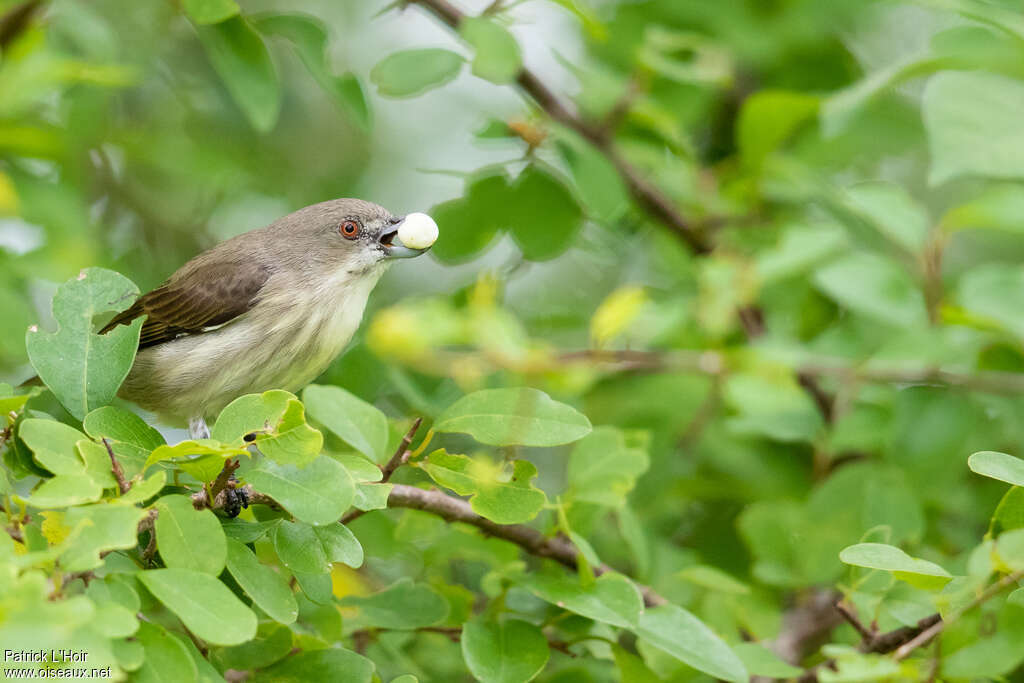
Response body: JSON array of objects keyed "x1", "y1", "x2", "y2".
[
  {"x1": 386, "y1": 484, "x2": 666, "y2": 607},
  {"x1": 339, "y1": 418, "x2": 423, "y2": 525},
  {"x1": 429, "y1": 348, "x2": 1024, "y2": 396},
  {"x1": 835, "y1": 601, "x2": 875, "y2": 644},
  {"x1": 380, "y1": 417, "x2": 423, "y2": 482},
  {"x1": 894, "y1": 570, "x2": 1024, "y2": 661},
  {"x1": 0, "y1": 0, "x2": 41, "y2": 50},
  {"x1": 406, "y1": 0, "x2": 713, "y2": 253},
  {"x1": 102, "y1": 438, "x2": 131, "y2": 494},
  {"x1": 208, "y1": 459, "x2": 241, "y2": 504}
]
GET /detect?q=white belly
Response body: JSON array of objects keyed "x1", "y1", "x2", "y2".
[{"x1": 119, "y1": 267, "x2": 383, "y2": 423}]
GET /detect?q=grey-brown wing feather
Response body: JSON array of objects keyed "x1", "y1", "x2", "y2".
[{"x1": 100, "y1": 261, "x2": 271, "y2": 349}]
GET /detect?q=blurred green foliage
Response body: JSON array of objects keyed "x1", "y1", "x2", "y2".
[{"x1": 7, "y1": 0, "x2": 1024, "y2": 680}]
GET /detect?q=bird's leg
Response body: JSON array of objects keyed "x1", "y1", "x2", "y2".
[{"x1": 188, "y1": 415, "x2": 211, "y2": 440}]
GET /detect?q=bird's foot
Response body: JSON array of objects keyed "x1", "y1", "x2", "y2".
[{"x1": 188, "y1": 415, "x2": 211, "y2": 440}]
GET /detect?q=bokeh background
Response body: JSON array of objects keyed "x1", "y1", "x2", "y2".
[{"x1": 5, "y1": 0, "x2": 1024, "y2": 679}]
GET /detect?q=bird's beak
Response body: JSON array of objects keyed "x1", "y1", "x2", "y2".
[
  {"x1": 380, "y1": 233, "x2": 428, "y2": 259},
  {"x1": 380, "y1": 213, "x2": 437, "y2": 259}
]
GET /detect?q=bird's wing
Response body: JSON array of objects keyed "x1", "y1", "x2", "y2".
[{"x1": 100, "y1": 261, "x2": 272, "y2": 349}]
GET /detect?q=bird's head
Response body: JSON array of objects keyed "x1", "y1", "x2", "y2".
[{"x1": 273, "y1": 198, "x2": 437, "y2": 275}]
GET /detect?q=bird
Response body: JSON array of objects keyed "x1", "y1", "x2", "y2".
[{"x1": 99, "y1": 198, "x2": 438, "y2": 440}]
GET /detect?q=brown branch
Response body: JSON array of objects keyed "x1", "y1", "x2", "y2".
[
  {"x1": 0, "y1": 0, "x2": 41, "y2": 51},
  {"x1": 386, "y1": 484, "x2": 666, "y2": 607},
  {"x1": 381, "y1": 417, "x2": 423, "y2": 482},
  {"x1": 894, "y1": 569, "x2": 1024, "y2": 661},
  {"x1": 102, "y1": 438, "x2": 130, "y2": 494},
  {"x1": 440, "y1": 348, "x2": 1024, "y2": 396},
  {"x1": 209, "y1": 458, "x2": 241, "y2": 502},
  {"x1": 835, "y1": 601, "x2": 875, "y2": 644},
  {"x1": 406, "y1": 0, "x2": 713, "y2": 254},
  {"x1": 340, "y1": 418, "x2": 423, "y2": 525}
]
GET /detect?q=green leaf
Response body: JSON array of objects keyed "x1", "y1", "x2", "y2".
[
  {"x1": 252, "y1": 648, "x2": 374, "y2": 683},
  {"x1": 737, "y1": 90, "x2": 819, "y2": 167},
  {"x1": 137, "y1": 568, "x2": 257, "y2": 646},
  {"x1": 272, "y1": 519, "x2": 363, "y2": 574},
  {"x1": 198, "y1": 16, "x2": 281, "y2": 132},
  {"x1": 221, "y1": 518, "x2": 281, "y2": 543},
  {"x1": 119, "y1": 471, "x2": 167, "y2": 504},
  {"x1": 155, "y1": 494, "x2": 227, "y2": 575},
  {"x1": 567, "y1": 426, "x2": 649, "y2": 508},
  {"x1": 144, "y1": 439, "x2": 249, "y2": 480},
  {"x1": 214, "y1": 623, "x2": 293, "y2": 670},
  {"x1": 732, "y1": 643, "x2": 804, "y2": 678},
  {"x1": 995, "y1": 528, "x2": 1024, "y2": 572},
  {"x1": 313, "y1": 523, "x2": 363, "y2": 568},
  {"x1": 943, "y1": 184, "x2": 1024, "y2": 233},
  {"x1": 459, "y1": 17, "x2": 522, "y2": 84},
  {"x1": 429, "y1": 172, "x2": 510, "y2": 263},
  {"x1": 923, "y1": 71, "x2": 1024, "y2": 184},
  {"x1": 813, "y1": 252, "x2": 927, "y2": 328},
  {"x1": 371, "y1": 49, "x2": 464, "y2": 98},
  {"x1": 225, "y1": 539, "x2": 298, "y2": 624},
  {"x1": 724, "y1": 374, "x2": 824, "y2": 443},
  {"x1": 634, "y1": 605, "x2": 747, "y2": 682},
  {"x1": 844, "y1": 182, "x2": 929, "y2": 254},
  {"x1": 461, "y1": 617, "x2": 549, "y2": 683},
  {"x1": 302, "y1": 385, "x2": 388, "y2": 462},
  {"x1": 553, "y1": 129, "x2": 630, "y2": 222},
  {"x1": 254, "y1": 13, "x2": 370, "y2": 129},
  {"x1": 434, "y1": 387, "x2": 591, "y2": 447},
  {"x1": 183, "y1": 0, "x2": 239, "y2": 25},
  {"x1": 340, "y1": 578, "x2": 448, "y2": 630},
  {"x1": 243, "y1": 453, "x2": 354, "y2": 526},
  {"x1": 506, "y1": 165, "x2": 584, "y2": 261},
  {"x1": 213, "y1": 390, "x2": 323, "y2": 466},
  {"x1": 19, "y1": 418, "x2": 88, "y2": 475},
  {"x1": 421, "y1": 450, "x2": 546, "y2": 524},
  {"x1": 136, "y1": 621, "x2": 199, "y2": 683},
  {"x1": 957, "y1": 266, "x2": 1024, "y2": 339},
  {"x1": 677, "y1": 565, "x2": 750, "y2": 595},
  {"x1": 84, "y1": 406, "x2": 165, "y2": 461},
  {"x1": 25, "y1": 268, "x2": 142, "y2": 420},
  {"x1": 969, "y1": 451, "x2": 1024, "y2": 487},
  {"x1": 518, "y1": 572, "x2": 643, "y2": 628},
  {"x1": 839, "y1": 543, "x2": 952, "y2": 589},
  {"x1": 58, "y1": 503, "x2": 148, "y2": 571},
  {"x1": 353, "y1": 482, "x2": 392, "y2": 511},
  {"x1": 25, "y1": 474, "x2": 102, "y2": 508}
]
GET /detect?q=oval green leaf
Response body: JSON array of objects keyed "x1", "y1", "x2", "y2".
[
  {"x1": 137, "y1": 568, "x2": 257, "y2": 646},
  {"x1": 225, "y1": 538, "x2": 298, "y2": 624},
  {"x1": 370, "y1": 49, "x2": 464, "y2": 98},
  {"x1": 434, "y1": 387, "x2": 591, "y2": 447},
  {"x1": 155, "y1": 494, "x2": 227, "y2": 575}
]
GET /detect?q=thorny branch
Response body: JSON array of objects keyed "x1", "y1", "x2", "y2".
[{"x1": 405, "y1": 0, "x2": 714, "y2": 254}]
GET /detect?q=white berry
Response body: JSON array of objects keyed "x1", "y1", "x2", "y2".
[{"x1": 398, "y1": 212, "x2": 439, "y2": 249}]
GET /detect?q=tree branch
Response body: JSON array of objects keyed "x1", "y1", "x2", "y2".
[
  {"x1": 101, "y1": 438, "x2": 130, "y2": 494},
  {"x1": 386, "y1": 483, "x2": 667, "y2": 607},
  {"x1": 340, "y1": 418, "x2": 423, "y2": 525},
  {"x1": 0, "y1": 0, "x2": 41, "y2": 51},
  {"x1": 435, "y1": 348, "x2": 1024, "y2": 396},
  {"x1": 894, "y1": 569, "x2": 1024, "y2": 661},
  {"x1": 406, "y1": 0, "x2": 713, "y2": 254}
]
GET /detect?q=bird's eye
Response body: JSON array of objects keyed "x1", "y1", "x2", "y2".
[{"x1": 340, "y1": 220, "x2": 360, "y2": 239}]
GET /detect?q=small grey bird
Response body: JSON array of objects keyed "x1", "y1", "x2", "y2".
[{"x1": 101, "y1": 198, "x2": 437, "y2": 439}]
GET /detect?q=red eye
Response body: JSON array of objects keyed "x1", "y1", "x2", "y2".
[{"x1": 340, "y1": 220, "x2": 360, "y2": 239}]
